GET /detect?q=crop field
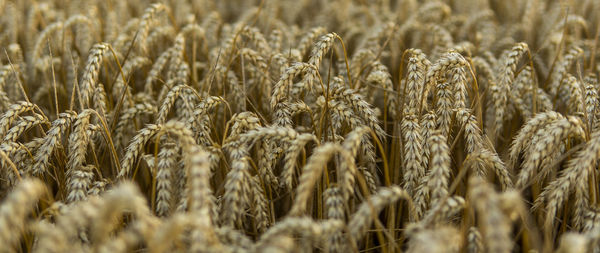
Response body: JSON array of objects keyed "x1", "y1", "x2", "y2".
[{"x1": 0, "y1": 0, "x2": 598, "y2": 252}]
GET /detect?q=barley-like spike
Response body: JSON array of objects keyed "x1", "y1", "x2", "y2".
[
  {"x1": 494, "y1": 43, "x2": 529, "y2": 135},
  {"x1": 424, "y1": 51, "x2": 468, "y2": 113},
  {"x1": 156, "y1": 84, "x2": 199, "y2": 125},
  {"x1": 507, "y1": 111, "x2": 564, "y2": 170},
  {"x1": 516, "y1": 116, "x2": 585, "y2": 189},
  {"x1": 467, "y1": 227, "x2": 484, "y2": 253},
  {"x1": 156, "y1": 141, "x2": 178, "y2": 216},
  {"x1": 114, "y1": 101, "x2": 157, "y2": 148},
  {"x1": 324, "y1": 186, "x2": 346, "y2": 252},
  {"x1": 87, "y1": 179, "x2": 109, "y2": 196},
  {"x1": 214, "y1": 226, "x2": 252, "y2": 252},
  {"x1": 3, "y1": 113, "x2": 47, "y2": 142},
  {"x1": 562, "y1": 75, "x2": 584, "y2": 114},
  {"x1": 137, "y1": 3, "x2": 168, "y2": 53},
  {"x1": 241, "y1": 26, "x2": 272, "y2": 57},
  {"x1": 367, "y1": 62, "x2": 397, "y2": 118},
  {"x1": 584, "y1": 83, "x2": 599, "y2": 129},
  {"x1": 297, "y1": 27, "x2": 327, "y2": 58},
  {"x1": 281, "y1": 133, "x2": 319, "y2": 190},
  {"x1": 331, "y1": 85, "x2": 385, "y2": 140},
  {"x1": 348, "y1": 186, "x2": 412, "y2": 242},
  {"x1": 118, "y1": 124, "x2": 163, "y2": 179},
  {"x1": 536, "y1": 130, "x2": 600, "y2": 230},
  {"x1": 469, "y1": 177, "x2": 513, "y2": 253},
  {"x1": 405, "y1": 225, "x2": 461, "y2": 253},
  {"x1": 402, "y1": 112, "x2": 425, "y2": 195},
  {"x1": 79, "y1": 43, "x2": 109, "y2": 109},
  {"x1": 549, "y1": 46, "x2": 583, "y2": 98},
  {"x1": 435, "y1": 82, "x2": 453, "y2": 138},
  {"x1": 271, "y1": 62, "x2": 315, "y2": 108},
  {"x1": 66, "y1": 165, "x2": 95, "y2": 203},
  {"x1": 220, "y1": 157, "x2": 251, "y2": 228},
  {"x1": 464, "y1": 149, "x2": 513, "y2": 190},
  {"x1": 32, "y1": 111, "x2": 77, "y2": 176},
  {"x1": 289, "y1": 143, "x2": 355, "y2": 216},
  {"x1": 303, "y1": 33, "x2": 336, "y2": 88},
  {"x1": 65, "y1": 109, "x2": 96, "y2": 203},
  {"x1": 405, "y1": 49, "x2": 431, "y2": 112},
  {"x1": 66, "y1": 110, "x2": 94, "y2": 178},
  {"x1": 112, "y1": 56, "x2": 151, "y2": 108},
  {"x1": 426, "y1": 131, "x2": 451, "y2": 205},
  {"x1": 186, "y1": 144, "x2": 217, "y2": 235},
  {"x1": 144, "y1": 48, "x2": 175, "y2": 96},
  {"x1": 420, "y1": 195, "x2": 465, "y2": 226},
  {"x1": 420, "y1": 111, "x2": 437, "y2": 170},
  {"x1": 30, "y1": 21, "x2": 63, "y2": 76},
  {"x1": 510, "y1": 65, "x2": 535, "y2": 119},
  {"x1": 0, "y1": 179, "x2": 47, "y2": 250},
  {"x1": 0, "y1": 101, "x2": 37, "y2": 140},
  {"x1": 250, "y1": 175, "x2": 270, "y2": 233},
  {"x1": 255, "y1": 217, "x2": 344, "y2": 251}
]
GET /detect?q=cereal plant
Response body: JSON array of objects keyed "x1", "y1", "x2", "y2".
[{"x1": 0, "y1": 0, "x2": 599, "y2": 252}]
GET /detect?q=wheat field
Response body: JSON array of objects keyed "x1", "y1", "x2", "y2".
[{"x1": 0, "y1": 0, "x2": 599, "y2": 252}]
